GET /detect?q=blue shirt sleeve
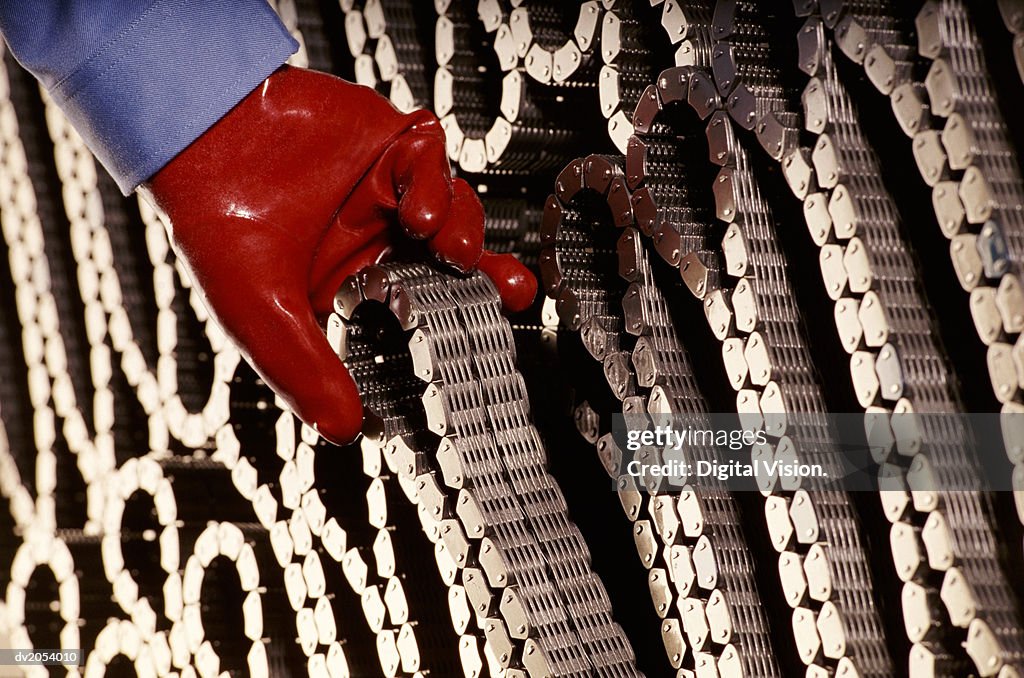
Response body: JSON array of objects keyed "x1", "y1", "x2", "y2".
[{"x1": 0, "y1": 0, "x2": 299, "y2": 194}]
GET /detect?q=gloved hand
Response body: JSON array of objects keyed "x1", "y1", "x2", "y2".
[{"x1": 141, "y1": 65, "x2": 537, "y2": 445}]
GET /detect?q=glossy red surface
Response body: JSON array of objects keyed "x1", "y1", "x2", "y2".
[{"x1": 142, "y1": 65, "x2": 536, "y2": 444}]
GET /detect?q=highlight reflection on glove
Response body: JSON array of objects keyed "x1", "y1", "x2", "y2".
[{"x1": 141, "y1": 65, "x2": 537, "y2": 445}]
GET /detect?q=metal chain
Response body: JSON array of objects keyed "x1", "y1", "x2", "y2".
[
  {"x1": 333, "y1": 263, "x2": 642, "y2": 677},
  {"x1": 339, "y1": 0, "x2": 433, "y2": 112},
  {"x1": 539, "y1": 152, "x2": 783, "y2": 678},
  {"x1": 485, "y1": 0, "x2": 603, "y2": 87},
  {"x1": 739, "y1": 1, "x2": 1024, "y2": 674},
  {"x1": 481, "y1": 198, "x2": 544, "y2": 269},
  {"x1": 432, "y1": 0, "x2": 591, "y2": 174},
  {"x1": 996, "y1": 0, "x2": 1024, "y2": 85},
  {"x1": 598, "y1": 0, "x2": 714, "y2": 152},
  {"x1": 626, "y1": 64, "x2": 896, "y2": 676}
]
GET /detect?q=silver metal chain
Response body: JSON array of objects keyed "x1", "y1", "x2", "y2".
[
  {"x1": 722, "y1": 1, "x2": 1024, "y2": 673},
  {"x1": 625, "y1": 61, "x2": 897, "y2": 675},
  {"x1": 539, "y1": 152, "x2": 783, "y2": 678},
  {"x1": 333, "y1": 263, "x2": 643, "y2": 677},
  {"x1": 996, "y1": 0, "x2": 1024, "y2": 86}
]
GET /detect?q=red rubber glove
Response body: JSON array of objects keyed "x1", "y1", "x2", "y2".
[{"x1": 141, "y1": 65, "x2": 537, "y2": 445}]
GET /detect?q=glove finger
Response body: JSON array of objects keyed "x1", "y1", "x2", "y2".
[
  {"x1": 393, "y1": 126, "x2": 453, "y2": 240},
  {"x1": 477, "y1": 250, "x2": 538, "y2": 313},
  {"x1": 236, "y1": 289, "x2": 364, "y2": 445},
  {"x1": 428, "y1": 178, "x2": 485, "y2": 272}
]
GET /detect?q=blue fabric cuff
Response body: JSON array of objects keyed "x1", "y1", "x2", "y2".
[{"x1": 48, "y1": 0, "x2": 298, "y2": 194}]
